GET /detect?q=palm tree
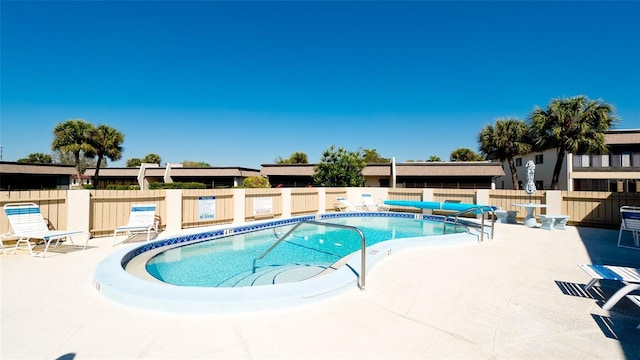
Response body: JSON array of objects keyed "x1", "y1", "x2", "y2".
[
  {"x1": 530, "y1": 95, "x2": 617, "y2": 189},
  {"x1": 289, "y1": 152, "x2": 309, "y2": 164},
  {"x1": 142, "y1": 153, "x2": 162, "y2": 165},
  {"x1": 90, "y1": 124, "x2": 124, "y2": 189},
  {"x1": 51, "y1": 119, "x2": 97, "y2": 188},
  {"x1": 478, "y1": 118, "x2": 532, "y2": 190},
  {"x1": 449, "y1": 148, "x2": 484, "y2": 162}
]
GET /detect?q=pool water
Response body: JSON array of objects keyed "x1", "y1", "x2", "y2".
[{"x1": 146, "y1": 216, "x2": 466, "y2": 287}]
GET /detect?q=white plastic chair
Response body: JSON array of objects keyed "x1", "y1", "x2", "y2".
[
  {"x1": 361, "y1": 193, "x2": 389, "y2": 211},
  {"x1": 3, "y1": 202, "x2": 89, "y2": 257},
  {"x1": 335, "y1": 197, "x2": 359, "y2": 212},
  {"x1": 113, "y1": 204, "x2": 159, "y2": 245},
  {"x1": 617, "y1": 206, "x2": 640, "y2": 250}
]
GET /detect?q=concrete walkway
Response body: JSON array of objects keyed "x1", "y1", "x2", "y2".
[{"x1": 1, "y1": 223, "x2": 639, "y2": 359}]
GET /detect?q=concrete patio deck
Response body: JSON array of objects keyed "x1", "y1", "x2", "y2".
[{"x1": 1, "y1": 222, "x2": 639, "y2": 359}]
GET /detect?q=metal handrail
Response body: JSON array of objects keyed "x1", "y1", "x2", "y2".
[
  {"x1": 254, "y1": 220, "x2": 368, "y2": 289},
  {"x1": 443, "y1": 206, "x2": 496, "y2": 242}
]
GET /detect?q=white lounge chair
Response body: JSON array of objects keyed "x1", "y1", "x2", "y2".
[
  {"x1": 361, "y1": 193, "x2": 389, "y2": 211},
  {"x1": 113, "y1": 204, "x2": 159, "y2": 245},
  {"x1": 335, "y1": 197, "x2": 360, "y2": 212},
  {"x1": 578, "y1": 264, "x2": 640, "y2": 310},
  {"x1": 3, "y1": 202, "x2": 89, "y2": 258},
  {"x1": 617, "y1": 206, "x2": 640, "y2": 250}
]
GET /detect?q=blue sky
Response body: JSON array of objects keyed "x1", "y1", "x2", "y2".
[{"x1": 2, "y1": 1, "x2": 639, "y2": 169}]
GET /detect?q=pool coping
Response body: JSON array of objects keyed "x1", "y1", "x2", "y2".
[{"x1": 93, "y1": 212, "x2": 482, "y2": 314}]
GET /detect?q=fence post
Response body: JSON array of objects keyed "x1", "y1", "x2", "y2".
[
  {"x1": 476, "y1": 189, "x2": 490, "y2": 206},
  {"x1": 281, "y1": 188, "x2": 292, "y2": 218},
  {"x1": 546, "y1": 190, "x2": 562, "y2": 215},
  {"x1": 317, "y1": 187, "x2": 326, "y2": 214},
  {"x1": 164, "y1": 189, "x2": 182, "y2": 232},
  {"x1": 233, "y1": 189, "x2": 245, "y2": 225},
  {"x1": 421, "y1": 188, "x2": 434, "y2": 214},
  {"x1": 67, "y1": 190, "x2": 90, "y2": 233}
]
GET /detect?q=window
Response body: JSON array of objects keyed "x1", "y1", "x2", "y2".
[
  {"x1": 535, "y1": 154, "x2": 544, "y2": 164},
  {"x1": 581, "y1": 155, "x2": 590, "y2": 167},
  {"x1": 612, "y1": 153, "x2": 622, "y2": 167},
  {"x1": 573, "y1": 155, "x2": 582, "y2": 167},
  {"x1": 515, "y1": 158, "x2": 522, "y2": 167},
  {"x1": 601, "y1": 154, "x2": 610, "y2": 168},
  {"x1": 573, "y1": 155, "x2": 597, "y2": 168},
  {"x1": 622, "y1": 152, "x2": 631, "y2": 167}
]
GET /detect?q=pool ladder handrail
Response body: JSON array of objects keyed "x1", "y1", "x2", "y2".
[
  {"x1": 444, "y1": 206, "x2": 496, "y2": 242},
  {"x1": 254, "y1": 220, "x2": 368, "y2": 289}
]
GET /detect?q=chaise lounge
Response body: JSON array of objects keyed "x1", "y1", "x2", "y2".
[
  {"x1": 113, "y1": 204, "x2": 159, "y2": 245},
  {"x1": 578, "y1": 264, "x2": 640, "y2": 310},
  {"x1": 3, "y1": 202, "x2": 89, "y2": 258}
]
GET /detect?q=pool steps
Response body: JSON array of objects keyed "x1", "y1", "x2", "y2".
[{"x1": 219, "y1": 264, "x2": 329, "y2": 287}]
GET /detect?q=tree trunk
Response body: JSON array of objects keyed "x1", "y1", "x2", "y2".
[
  {"x1": 74, "y1": 151, "x2": 83, "y2": 190},
  {"x1": 94, "y1": 156, "x2": 103, "y2": 190},
  {"x1": 507, "y1": 158, "x2": 519, "y2": 190},
  {"x1": 551, "y1": 149, "x2": 566, "y2": 190}
]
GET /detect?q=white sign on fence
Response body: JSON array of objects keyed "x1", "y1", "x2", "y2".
[
  {"x1": 253, "y1": 197, "x2": 273, "y2": 216},
  {"x1": 198, "y1": 196, "x2": 216, "y2": 220}
]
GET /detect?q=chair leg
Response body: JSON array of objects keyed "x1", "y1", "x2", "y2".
[
  {"x1": 40, "y1": 240, "x2": 52, "y2": 258},
  {"x1": 617, "y1": 227, "x2": 624, "y2": 248},
  {"x1": 602, "y1": 283, "x2": 640, "y2": 310},
  {"x1": 13, "y1": 238, "x2": 37, "y2": 256},
  {"x1": 585, "y1": 278, "x2": 599, "y2": 290}
]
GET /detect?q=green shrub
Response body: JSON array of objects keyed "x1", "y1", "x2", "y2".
[
  {"x1": 149, "y1": 182, "x2": 206, "y2": 189},
  {"x1": 242, "y1": 176, "x2": 271, "y2": 188},
  {"x1": 105, "y1": 184, "x2": 140, "y2": 190}
]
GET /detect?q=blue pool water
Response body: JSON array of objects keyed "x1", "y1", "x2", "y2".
[{"x1": 146, "y1": 216, "x2": 467, "y2": 287}]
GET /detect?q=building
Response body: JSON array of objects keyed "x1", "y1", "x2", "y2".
[
  {"x1": 0, "y1": 162, "x2": 76, "y2": 190},
  {"x1": 261, "y1": 160, "x2": 505, "y2": 189},
  {"x1": 494, "y1": 129, "x2": 640, "y2": 192},
  {"x1": 2, "y1": 160, "x2": 505, "y2": 190},
  {"x1": 0, "y1": 162, "x2": 261, "y2": 190},
  {"x1": 84, "y1": 164, "x2": 262, "y2": 189}
]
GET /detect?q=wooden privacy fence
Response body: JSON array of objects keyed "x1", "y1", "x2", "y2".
[
  {"x1": 561, "y1": 191, "x2": 640, "y2": 228},
  {"x1": 290, "y1": 188, "x2": 319, "y2": 216},
  {"x1": 1, "y1": 188, "x2": 638, "y2": 236}
]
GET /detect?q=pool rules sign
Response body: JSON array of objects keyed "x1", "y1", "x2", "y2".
[
  {"x1": 198, "y1": 196, "x2": 216, "y2": 220},
  {"x1": 253, "y1": 197, "x2": 273, "y2": 216}
]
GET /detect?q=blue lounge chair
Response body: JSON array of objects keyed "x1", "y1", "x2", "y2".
[
  {"x1": 3, "y1": 202, "x2": 89, "y2": 258},
  {"x1": 579, "y1": 264, "x2": 640, "y2": 310},
  {"x1": 113, "y1": 204, "x2": 159, "y2": 245}
]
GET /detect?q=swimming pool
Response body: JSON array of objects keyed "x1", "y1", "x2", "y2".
[
  {"x1": 94, "y1": 212, "x2": 484, "y2": 313},
  {"x1": 144, "y1": 215, "x2": 468, "y2": 288}
]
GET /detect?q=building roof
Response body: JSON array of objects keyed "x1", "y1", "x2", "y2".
[
  {"x1": 260, "y1": 164, "x2": 316, "y2": 176},
  {"x1": 83, "y1": 166, "x2": 261, "y2": 177},
  {"x1": 0, "y1": 161, "x2": 76, "y2": 175},
  {"x1": 604, "y1": 129, "x2": 640, "y2": 145},
  {"x1": 260, "y1": 162, "x2": 505, "y2": 177},
  {"x1": 395, "y1": 162, "x2": 505, "y2": 177}
]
